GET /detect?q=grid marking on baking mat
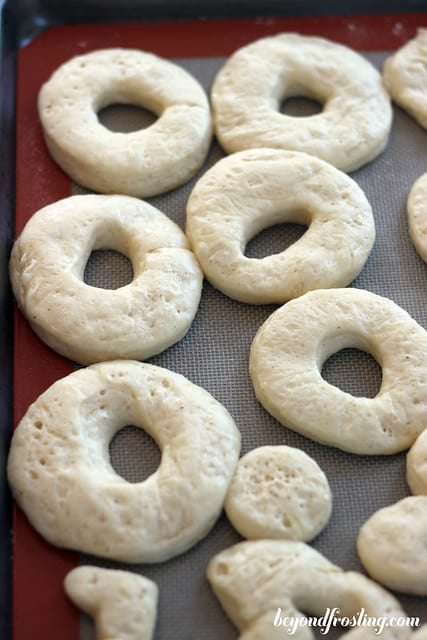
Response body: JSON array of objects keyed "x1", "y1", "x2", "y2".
[{"x1": 13, "y1": 14, "x2": 427, "y2": 640}]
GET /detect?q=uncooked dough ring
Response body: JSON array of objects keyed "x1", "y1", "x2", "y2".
[
  {"x1": 38, "y1": 48, "x2": 212, "y2": 197},
  {"x1": 211, "y1": 33, "x2": 392, "y2": 172},
  {"x1": 207, "y1": 540, "x2": 410, "y2": 640},
  {"x1": 357, "y1": 496, "x2": 427, "y2": 596},
  {"x1": 383, "y1": 29, "x2": 427, "y2": 130},
  {"x1": 249, "y1": 288, "x2": 427, "y2": 455},
  {"x1": 7, "y1": 360, "x2": 241, "y2": 563},
  {"x1": 186, "y1": 149, "x2": 375, "y2": 304},
  {"x1": 9, "y1": 194, "x2": 203, "y2": 365},
  {"x1": 407, "y1": 172, "x2": 427, "y2": 262}
]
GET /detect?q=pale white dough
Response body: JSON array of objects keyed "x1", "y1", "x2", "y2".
[
  {"x1": 211, "y1": 33, "x2": 392, "y2": 172},
  {"x1": 186, "y1": 149, "x2": 375, "y2": 304},
  {"x1": 357, "y1": 496, "x2": 427, "y2": 596},
  {"x1": 249, "y1": 288, "x2": 427, "y2": 455},
  {"x1": 7, "y1": 360, "x2": 241, "y2": 563},
  {"x1": 38, "y1": 48, "x2": 212, "y2": 197},
  {"x1": 64, "y1": 566, "x2": 158, "y2": 640},
  {"x1": 407, "y1": 172, "x2": 427, "y2": 262},
  {"x1": 224, "y1": 445, "x2": 332, "y2": 541},
  {"x1": 207, "y1": 540, "x2": 411, "y2": 640},
  {"x1": 383, "y1": 29, "x2": 427, "y2": 130},
  {"x1": 9, "y1": 194, "x2": 203, "y2": 365},
  {"x1": 407, "y1": 429, "x2": 427, "y2": 495}
]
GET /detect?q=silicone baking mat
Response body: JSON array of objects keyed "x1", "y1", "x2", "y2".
[{"x1": 13, "y1": 12, "x2": 427, "y2": 640}]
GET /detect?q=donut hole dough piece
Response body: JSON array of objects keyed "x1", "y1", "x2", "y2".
[
  {"x1": 64, "y1": 566, "x2": 158, "y2": 640},
  {"x1": 383, "y1": 29, "x2": 427, "y2": 130},
  {"x1": 207, "y1": 540, "x2": 411, "y2": 640},
  {"x1": 38, "y1": 48, "x2": 212, "y2": 197},
  {"x1": 9, "y1": 194, "x2": 203, "y2": 365},
  {"x1": 186, "y1": 149, "x2": 375, "y2": 305},
  {"x1": 7, "y1": 360, "x2": 241, "y2": 563},
  {"x1": 211, "y1": 33, "x2": 392, "y2": 172},
  {"x1": 224, "y1": 445, "x2": 332, "y2": 542},
  {"x1": 357, "y1": 496, "x2": 427, "y2": 596},
  {"x1": 407, "y1": 172, "x2": 427, "y2": 263},
  {"x1": 407, "y1": 430, "x2": 427, "y2": 495},
  {"x1": 249, "y1": 288, "x2": 427, "y2": 455}
]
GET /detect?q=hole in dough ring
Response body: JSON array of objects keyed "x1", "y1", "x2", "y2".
[
  {"x1": 186, "y1": 149, "x2": 375, "y2": 305},
  {"x1": 207, "y1": 540, "x2": 409, "y2": 639},
  {"x1": 7, "y1": 360, "x2": 241, "y2": 563},
  {"x1": 249, "y1": 288, "x2": 427, "y2": 455},
  {"x1": 211, "y1": 33, "x2": 392, "y2": 172},
  {"x1": 38, "y1": 48, "x2": 212, "y2": 197},
  {"x1": 64, "y1": 566, "x2": 158, "y2": 640},
  {"x1": 383, "y1": 29, "x2": 427, "y2": 131},
  {"x1": 407, "y1": 172, "x2": 427, "y2": 263},
  {"x1": 9, "y1": 194, "x2": 203, "y2": 365},
  {"x1": 357, "y1": 496, "x2": 427, "y2": 596},
  {"x1": 224, "y1": 445, "x2": 332, "y2": 542}
]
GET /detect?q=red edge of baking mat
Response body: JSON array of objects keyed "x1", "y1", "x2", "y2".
[{"x1": 13, "y1": 11, "x2": 427, "y2": 640}]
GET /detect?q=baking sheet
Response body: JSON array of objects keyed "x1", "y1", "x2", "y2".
[{"x1": 11, "y1": 12, "x2": 427, "y2": 640}]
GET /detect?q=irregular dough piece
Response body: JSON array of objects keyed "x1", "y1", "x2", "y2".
[
  {"x1": 249, "y1": 287, "x2": 427, "y2": 455},
  {"x1": 38, "y1": 48, "x2": 212, "y2": 197},
  {"x1": 64, "y1": 566, "x2": 158, "y2": 640},
  {"x1": 224, "y1": 445, "x2": 332, "y2": 541},
  {"x1": 407, "y1": 172, "x2": 427, "y2": 262},
  {"x1": 383, "y1": 29, "x2": 427, "y2": 130},
  {"x1": 7, "y1": 360, "x2": 241, "y2": 563},
  {"x1": 9, "y1": 194, "x2": 203, "y2": 365},
  {"x1": 211, "y1": 33, "x2": 392, "y2": 172},
  {"x1": 186, "y1": 149, "x2": 375, "y2": 304},
  {"x1": 357, "y1": 496, "x2": 427, "y2": 595},
  {"x1": 207, "y1": 539, "x2": 411, "y2": 639},
  {"x1": 407, "y1": 429, "x2": 427, "y2": 495}
]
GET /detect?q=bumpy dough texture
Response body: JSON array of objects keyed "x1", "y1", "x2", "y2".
[
  {"x1": 65, "y1": 566, "x2": 158, "y2": 640},
  {"x1": 38, "y1": 48, "x2": 212, "y2": 197},
  {"x1": 407, "y1": 172, "x2": 427, "y2": 262},
  {"x1": 250, "y1": 288, "x2": 427, "y2": 455},
  {"x1": 407, "y1": 429, "x2": 427, "y2": 495},
  {"x1": 7, "y1": 360, "x2": 241, "y2": 563},
  {"x1": 357, "y1": 496, "x2": 427, "y2": 596},
  {"x1": 224, "y1": 445, "x2": 332, "y2": 541},
  {"x1": 9, "y1": 194, "x2": 203, "y2": 365},
  {"x1": 207, "y1": 540, "x2": 410, "y2": 640},
  {"x1": 383, "y1": 29, "x2": 427, "y2": 130},
  {"x1": 186, "y1": 149, "x2": 375, "y2": 304},
  {"x1": 211, "y1": 33, "x2": 392, "y2": 172}
]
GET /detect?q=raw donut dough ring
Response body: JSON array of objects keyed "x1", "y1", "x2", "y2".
[
  {"x1": 207, "y1": 540, "x2": 410, "y2": 640},
  {"x1": 407, "y1": 172, "x2": 427, "y2": 262},
  {"x1": 249, "y1": 288, "x2": 427, "y2": 455},
  {"x1": 186, "y1": 149, "x2": 375, "y2": 304},
  {"x1": 383, "y1": 29, "x2": 427, "y2": 130},
  {"x1": 9, "y1": 194, "x2": 203, "y2": 365},
  {"x1": 65, "y1": 566, "x2": 158, "y2": 640},
  {"x1": 7, "y1": 360, "x2": 241, "y2": 563},
  {"x1": 407, "y1": 429, "x2": 427, "y2": 495},
  {"x1": 211, "y1": 33, "x2": 392, "y2": 172},
  {"x1": 38, "y1": 48, "x2": 212, "y2": 197},
  {"x1": 357, "y1": 496, "x2": 427, "y2": 596},
  {"x1": 224, "y1": 445, "x2": 332, "y2": 542}
]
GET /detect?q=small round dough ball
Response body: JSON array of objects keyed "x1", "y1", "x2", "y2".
[
  {"x1": 225, "y1": 445, "x2": 332, "y2": 542},
  {"x1": 383, "y1": 29, "x2": 427, "y2": 130},
  {"x1": 407, "y1": 429, "x2": 427, "y2": 495},
  {"x1": 357, "y1": 496, "x2": 427, "y2": 595},
  {"x1": 407, "y1": 172, "x2": 427, "y2": 262}
]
